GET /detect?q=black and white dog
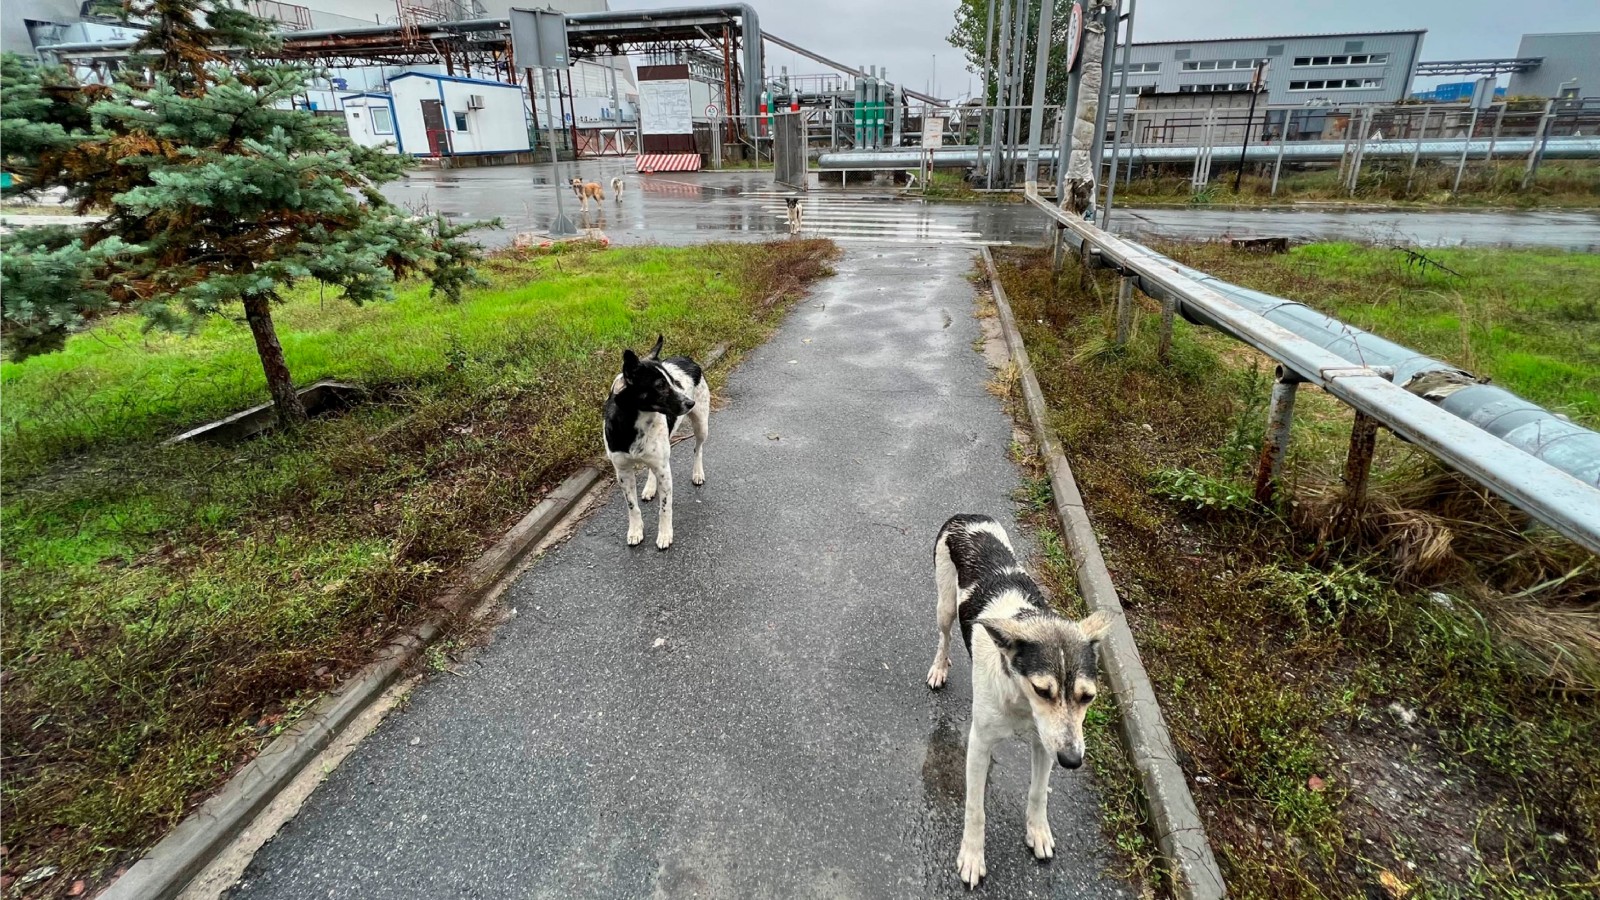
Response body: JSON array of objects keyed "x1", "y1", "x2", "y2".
[
  {"x1": 926, "y1": 514, "x2": 1112, "y2": 888},
  {"x1": 785, "y1": 196, "x2": 803, "y2": 234},
  {"x1": 604, "y1": 336, "x2": 710, "y2": 550}
]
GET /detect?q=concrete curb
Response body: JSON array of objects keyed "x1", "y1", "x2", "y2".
[
  {"x1": 979, "y1": 249, "x2": 1226, "y2": 900},
  {"x1": 100, "y1": 344, "x2": 728, "y2": 900}
]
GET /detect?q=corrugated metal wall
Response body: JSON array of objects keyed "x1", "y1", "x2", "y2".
[
  {"x1": 1118, "y1": 31, "x2": 1424, "y2": 106},
  {"x1": 1508, "y1": 33, "x2": 1600, "y2": 99}
]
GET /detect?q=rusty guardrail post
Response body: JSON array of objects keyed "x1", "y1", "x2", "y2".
[
  {"x1": 1332, "y1": 366, "x2": 1394, "y2": 531},
  {"x1": 1252, "y1": 366, "x2": 1304, "y2": 504},
  {"x1": 1336, "y1": 410, "x2": 1381, "y2": 531}
]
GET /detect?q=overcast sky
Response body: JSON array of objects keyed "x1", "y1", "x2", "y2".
[{"x1": 613, "y1": 0, "x2": 1600, "y2": 99}]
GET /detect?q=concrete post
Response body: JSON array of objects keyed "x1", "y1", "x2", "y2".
[
  {"x1": 1157, "y1": 292, "x2": 1176, "y2": 362},
  {"x1": 1484, "y1": 101, "x2": 1507, "y2": 168},
  {"x1": 1114, "y1": 274, "x2": 1135, "y2": 346},
  {"x1": 1270, "y1": 127, "x2": 1287, "y2": 196},
  {"x1": 1522, "y1": 99, "x2": 1556, "y2": 190},
  {"x1": 1406, "y1": 106, "x2": 1431, "y2": 193},
  {"x1": 1452, "y1": 106, "x2": 1480, "y2": 195},
  {"x1": 1346, "y1": 106, "x2": 1372, "y2": 195}
]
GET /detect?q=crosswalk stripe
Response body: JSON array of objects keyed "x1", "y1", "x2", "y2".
[{"x1": 736, "y1": 193, "x2": 1004, "y2": 245}]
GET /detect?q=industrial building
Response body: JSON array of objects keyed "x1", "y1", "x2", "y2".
[
  {"x1": 1507, "y1": 32, "x2": 1600, "y2": 100},
  {"x1": 1113, "y1": 29, "x2": 1426, "y2": 106},
  {"x1": 7, "y1": 1, "x2": 639, "y2": 156},
  {"x1": 341, "y1": 73, "x2": 532, "y2": 159}
]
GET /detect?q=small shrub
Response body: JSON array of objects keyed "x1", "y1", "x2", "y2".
[
  {"x1": 1148, "y1": 467, "x2": 1254, "y2": 512},
  {"x1": 1253, "y1": 560, "x2": 1393, "y2": 630}
]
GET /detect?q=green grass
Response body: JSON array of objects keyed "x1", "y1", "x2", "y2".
[
  {"x1": 1160, "y1": 242, "x2": 1600, "y2": 429},
  {"x1": 0, "y1": 239, "x2": 837, "y2": 894},
  {"x1": 986, "y1": 245, "x2": 1600, "y2": 898},
  {"x1": 1111, "y1": 159, "x2": 1600, "y2": 209}
]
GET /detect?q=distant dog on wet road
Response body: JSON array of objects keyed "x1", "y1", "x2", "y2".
[
  {"x1": 604, "y1": 335, "x2": 710, "y2": 550},
  {"x1": 785, "y1": 196, "x2": 803, "y2": 234},
  {"x1": 926, "y1": 514, "x2": 1111, "y2": 889},
  {"x1": 611, "y1": 176, "x2": 625, "y2": 201},
  {"x1": 571, "y1": 177, "x2": 605, "y2": 211}
]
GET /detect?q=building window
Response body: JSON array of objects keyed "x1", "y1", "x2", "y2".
[
  {"x1": 453, "y1": 111, "x2": 469, "y2": 132},
  {"x1": 1288, "y1": 78, "x2": 1384, "y2": 91},
  {"x1": 1265, "y1": 43, "x2": 1285, "y2": 56},
  {"x1": 1178, "y1": 83, "x2": 1251, "y2": 93},
  {"x1": 1293, "y1": 53, "x2": 1388, "y2": 68},
  {"x1": 1182, "y1": 58, "x2": 1258, "y2": 71},
  {"x1": 1344, "y1": 40, "x2": 1364, "y2": 53},
  {"x1": 1123, "y1": 61, "x2": 1160, "y2": 73},
  {"x1": 371, "y1": 106, "x2": 394, "y2": 134}
]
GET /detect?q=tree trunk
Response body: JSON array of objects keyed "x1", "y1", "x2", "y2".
[
  {"x1": 1066, "y1": 0, "x2": 1110, "y2": 213},
  {"x1": 242, "y1": 291, "x2": 308, "y2": 428}
]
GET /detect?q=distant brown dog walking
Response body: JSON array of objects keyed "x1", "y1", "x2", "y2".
[{"x1": 571, "y1": 177, "x2": 605, "y2": 211}]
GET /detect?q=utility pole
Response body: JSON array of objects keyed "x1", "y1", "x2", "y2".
[
  {"x1": 1233, "y1": 58, "x2": 1268, "y2": 193},
  {"x1": 543, "y1": 68, "x2": 576, "y2": 235}
]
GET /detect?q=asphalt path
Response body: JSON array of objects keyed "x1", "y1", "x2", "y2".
[{"x1": 229, "y1": 244, "x2": 1131, "y2": 899}]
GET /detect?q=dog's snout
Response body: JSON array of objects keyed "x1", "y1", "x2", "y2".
[
  {"x1": 682, "y1": 399, "x2": 696, "y2": 411},
  {"x1": 1056, "y1": 749, "x2": 1083, "y2": 770}
]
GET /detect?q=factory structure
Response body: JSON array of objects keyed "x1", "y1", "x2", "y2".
[
  {"x1": 1112, "y1": 29, "x2": 1426, "y2": 107},
  {"x1": 7, "y1": 0, "x2": 640, "y2": 161},
  {"x1": 1507, "y1": 32, "x2": 1599, "y2": 100},
  {"x1": 5, "y1": 1, "x2": 1597, "y2": 174}
]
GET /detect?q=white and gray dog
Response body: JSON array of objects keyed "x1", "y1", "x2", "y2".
[
  {"x1": 603, "y1": 335, "x2": 710, "y2": 550},
  {"x1": 611, "y1": 176, "x2": 625, "y2": 201},
  {"x1": 926, "y1": 514, "x2": 1111, "y2": 888}
]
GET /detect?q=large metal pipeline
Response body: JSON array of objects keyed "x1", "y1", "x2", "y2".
[
  {"x1": 1136, "y1": 249, "x2": 1600, "y2": 487},
  {"x1": 817, "y1": 137, "x2": 1600, "y2": 169},
  {"x1": 1028, "y1": 196, "x2": 1600, "y2": 550}
]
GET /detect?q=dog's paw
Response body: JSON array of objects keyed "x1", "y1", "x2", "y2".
[
  {"x1": 640, "y1": 484, "x2": 656, "y2": 502},
  {"x1": 956, "y1": 843, "x2": 986, "y2": 889},
  {"x1": 627, "y1": 522, "x2": 645, "y2": 546},
  {"x1": 656, "y1": 530, "x2": 673, "y2": 551},
  {"x1": 926, "y1": 661, "x2": 950, "y2": 690},
  {"x1": 1026, "y1": 818, "x2": 1055, "y2": 860},
  {"x1": 691, "y1": 471, "x2": 705, "y2": 487}
]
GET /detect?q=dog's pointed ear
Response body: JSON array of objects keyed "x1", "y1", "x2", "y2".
[
  {"x1": 1077, "y1": 610, "x2": 1114, "y2": 644},
  {"x1": 648, "y1": 334, "x2": 664, "y2": 360},
  {"x1": 978, "y1": 618, "x2": 1030, "y2": 655},
  {"x1": 622, "y1": 348, "x2": 640, "y2": 375}
]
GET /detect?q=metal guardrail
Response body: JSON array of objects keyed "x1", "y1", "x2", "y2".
[{"x1": 1017, "y1": 190, "x2": 1600, "y2": 554}]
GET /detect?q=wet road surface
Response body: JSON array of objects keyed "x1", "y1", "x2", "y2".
[
  {"x1": 229, "y1": 245, "x2": 1129, "y2": 898},
  {"x1": 379, "y1": 158, "x2": 1600, "y2": 251},
  {"x1": 1105, "y1": 205, "x2": 1600, "y2": 251}
]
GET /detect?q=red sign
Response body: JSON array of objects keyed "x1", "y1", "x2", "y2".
[{"x1": 1065, "y1": 2, "x2": 1085, "y2": 73}]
